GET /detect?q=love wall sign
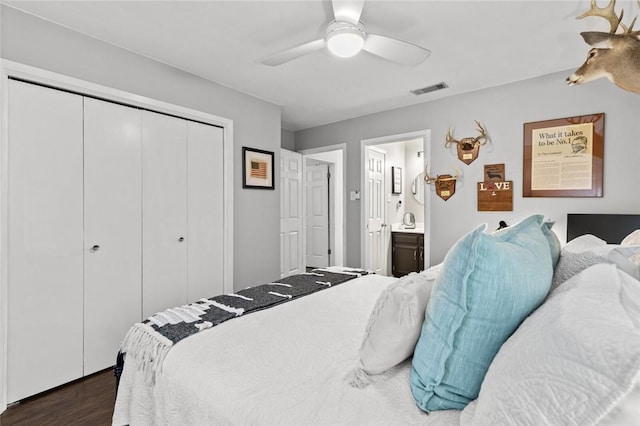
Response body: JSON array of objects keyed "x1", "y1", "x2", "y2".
[{"x1": 477, "y1": 164, "x2": 513, "y2": 211}]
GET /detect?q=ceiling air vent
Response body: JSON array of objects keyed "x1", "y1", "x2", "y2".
[{"x1": 410, "y1": 82, "x2": 449, "y2": 96}]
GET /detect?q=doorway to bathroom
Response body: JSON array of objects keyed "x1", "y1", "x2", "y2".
[
  {"x1": 300, "y1": 144, "x2": 345, "y2": 269},
  {"x1": 360, "y1": 130, "x2": 430, "y2": 276}
]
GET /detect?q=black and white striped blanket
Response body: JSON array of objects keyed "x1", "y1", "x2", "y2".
[{"x1": 119, "y1": 268, "x2": 370, "y2": 382}]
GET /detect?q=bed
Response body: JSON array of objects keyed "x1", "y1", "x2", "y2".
[
  {"x1": 114, "y1": 271, "x2": 459, "y2": 425},
  {"x1": 113, "y1": 214, "x2": 640, "y2": 426}
]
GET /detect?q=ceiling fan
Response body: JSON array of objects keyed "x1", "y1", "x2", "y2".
[{"x1": 262, "y1": 0, "x2": 431, "y2": 66}]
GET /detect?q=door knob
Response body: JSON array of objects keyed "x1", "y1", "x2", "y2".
[
  {"x1": 91, "y1": 245, "x2": 100, "y2": 252},
  {"x1": 178, "y1": 237, "x2": 185, "y2": 242}
]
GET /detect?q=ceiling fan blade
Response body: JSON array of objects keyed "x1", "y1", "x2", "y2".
[
  {"x1": 262, "y1": 39, "x2": 326, "y2": 66},
  {"x1": 363, "y1": 33, "x2": 431, "y2": 66},
  {"x1": 331, "y1": 0, "x2": 365, "y2": 25}
]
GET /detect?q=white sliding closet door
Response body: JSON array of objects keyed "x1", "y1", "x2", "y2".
[
  {"x1": 7, "y1": 80, "x2": 84, "y2": 403},
  {"x1": 83, "y1": 98, "x2": 142, "y2": 375},
  {"x1": 142, "y1": 111, "x2": 188, "y2": 318},
  {"x1": 187, "y1": 122, "x2": 224, "y2": 301}
]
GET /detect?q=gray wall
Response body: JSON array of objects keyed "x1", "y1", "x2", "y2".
[
  {"x1": 296, "y1": 72, "x2": 640, "y2": 266},
  {"x1": 281, "y1": 129, "x2": 295, "y2": 150},
  {"x1": 1, "y1": 6, "x2": 282, "y2": 289}
]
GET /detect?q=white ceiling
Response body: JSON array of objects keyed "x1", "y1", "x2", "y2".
[{"x1": 4, "y1": 0, "x2": 628, "y2": 131}]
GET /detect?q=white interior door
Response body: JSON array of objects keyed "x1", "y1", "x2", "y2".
[
  {"x1": 187, "y1": 121, "x2": 225, "y2": 301},
  {"x1": 7, "y1": 80, "x2": 84, "y2": 402},
  {"x1": 142, "y1": 110, "x2": 188, "y2": 318},
  {"x1": 306, "y1": 163, "x2": 329, "y2": 268},
  {"x1": 83, "y1": 98, "x2": 142, "y2": 375},
  {"x1": 280, "y1": 149, "x2": 304, "y2": 277},
  {"x1": 365, "y1": 148, "x2": 386, "y2": 274}
]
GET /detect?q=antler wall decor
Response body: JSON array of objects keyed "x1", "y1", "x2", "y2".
[
  {"x1": 567, "y1": 0, "x2": 640, "y2": 94},
  {"x1": 424, "y1": 164, "x2": 461, "y2": 201},
  {"x1": 445, "y1": 121, "x2": 489, "y2": 165}
]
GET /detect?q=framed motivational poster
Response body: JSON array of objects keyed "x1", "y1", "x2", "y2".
[{"x1": 523, "y1": 113, "x2": 604, "y2": 197}]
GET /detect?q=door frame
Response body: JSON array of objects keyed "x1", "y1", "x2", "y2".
[
  {"x1": 360, "y1": 130, "x2": 431, "y2": 271},
  {"x1": 299, "y1": 143, "x2": 346, "y2": 267},
  {"x1": 0, "y1": 60, "x2": 235, "y2": 413}
]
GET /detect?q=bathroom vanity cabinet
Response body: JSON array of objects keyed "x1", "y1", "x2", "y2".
[{"x1": 391, "y1": 231, "x2": 424, "y2": 277}]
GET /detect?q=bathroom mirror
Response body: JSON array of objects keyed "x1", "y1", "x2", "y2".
[{"x1": 411, "y1": 172, "x2": 425, "y2": 205}]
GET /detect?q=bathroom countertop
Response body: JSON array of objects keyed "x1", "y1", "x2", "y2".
[{"x1": 391, "y1": 223, "x2": 424, "y2": 234}]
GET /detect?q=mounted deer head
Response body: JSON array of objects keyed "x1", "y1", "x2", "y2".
[
  {"x1": 445, "y1": 121, "x2": 488, "y2": 165},
  {"x1": 424, "y1": 164, "x2": 460, "y2": 201},
  {"x1": 567, "y1": 0, "x2": 640, "y2": 94}
]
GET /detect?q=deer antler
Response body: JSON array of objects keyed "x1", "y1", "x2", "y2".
[
  {"x1": 623, "y1": 0, "x2": 640, "y2": 34},
  {"x1": 444, "y1": 128, "x2": 459, "y2": 148},
  {"x1": 628, "y1": 0, "x2": 640, "y2": 35},
  {"x1": 474, "y1": 120, "x2": 489, "y2": 146},
  {"x1": 424, "y1": 164, "x2": 438, "y2": 184},
  {"x1": 577, "y1": 0, "x2": 623, "y2": 33},
  {"x1": 451, "y1": 166, "x2": 461, "y2": 181},
  {"x1": 423, "y1": 164, "x2": 460, "y2": 184},
  {"x1": 445, "y1": 122, "x2": 488, "y2": 147},
  {"x1": 623, "y1": 15, "x2": 640, "y2": 35}
]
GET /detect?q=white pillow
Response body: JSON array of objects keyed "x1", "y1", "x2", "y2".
[
  {"x1": 607, "y1": 246, "x2": 640, "y2": 279},
  {"x1": 551, "y1": 234, "x2": 640, "y2": 290},
  {"x1": 460, "y1": 263, "x2": 640, "y2": 426},
  {"x1": 564, "y1": 233, "x2": 607, "y2": 249},
  {"x1": 349, "y1": 269, "x2": 437, "y2": 387},
  {"x1": 622, "y1": 230, "x2": 640, "y2": 246},
  {"x1": 622, "y1": 230, "x2": 640, "y2": 266}
]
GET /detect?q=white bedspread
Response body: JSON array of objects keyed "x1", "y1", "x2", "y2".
[{"x1": 113, "y1": 273, "x2": 460, "y2": 425}]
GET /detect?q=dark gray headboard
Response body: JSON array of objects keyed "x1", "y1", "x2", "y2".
[{"x1": 567, "y1": 214, "x2": 640, "y2": 244}]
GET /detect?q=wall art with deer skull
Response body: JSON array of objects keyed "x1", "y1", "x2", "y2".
[
  {"x1": 424, "y1": 164, "x2": 461, "y2": 201},
  {"x1": 445, "y1": 121, "x2": 489, "y2": 165},
  {"x1": 567, "y1": 0, "x2": 640, "y2": 95}
]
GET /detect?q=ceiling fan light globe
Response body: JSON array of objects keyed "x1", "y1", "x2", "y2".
[{"x1": 326, "y1": 27, "x2": 365, "y2": 58}]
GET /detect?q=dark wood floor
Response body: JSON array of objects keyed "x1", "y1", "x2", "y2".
[{"x1": 0, "y1": 369, "x2": 116, "y2": 426}]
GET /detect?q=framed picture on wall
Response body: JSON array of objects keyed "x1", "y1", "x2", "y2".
[
  {"x1": 243, "y1": 147, "x2": 274, "y2": 189},
  {"x1": 392, "y1": 166, "x2": 402, "y2": 194},
  {"x1": 523, "y1": 113, "x2": 604, "y2": 197}
]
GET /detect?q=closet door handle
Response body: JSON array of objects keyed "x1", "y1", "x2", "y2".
[
  {"x1": 178, "y1": 237, "x2": 185, "y2": 243},
  {"x1": 91, "y1": 245, "x2": 100, "y2": 252}
]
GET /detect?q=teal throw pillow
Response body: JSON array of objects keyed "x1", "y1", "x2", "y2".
[
  {"x1": 410, "y1": 215, "x2": 553, "y2": 411},
  {"x1": 540, "y1": 220, "x2": 561, "y2": 268}
]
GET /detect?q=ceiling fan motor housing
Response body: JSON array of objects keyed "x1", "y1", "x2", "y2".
[{"x1": 325, "y1": 21, "x2": 366, "y2": 58}]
